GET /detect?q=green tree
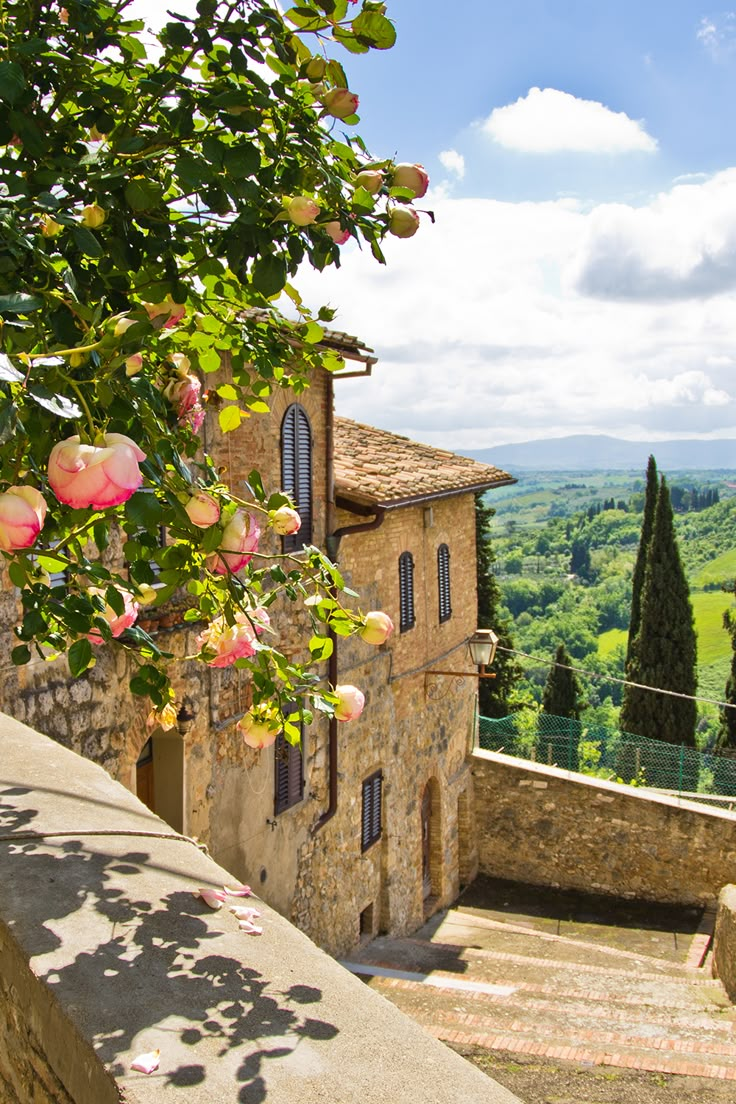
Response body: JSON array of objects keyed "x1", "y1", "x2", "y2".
[
  {"x1": 718, "y1": 602, "x2": 736, "y2": 750},
  {"x1": 475, "y1": 494, "x2": 521, "y2": 717},
  {"x1": 542, "y1": 644, "x2": 583, "y2": 719},
  {"x1": 626, "y1": 454, "x2": 658, "y2": 663},
  {"x1": 621, "y1": 479, "x2": 697, "y2": 748},
  {"x1": 0, "y1": 0, "x2": 415, "y2": 732}
]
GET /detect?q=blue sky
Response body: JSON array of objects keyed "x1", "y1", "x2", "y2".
[{"x1": 296, "y1": 1, "x2": 736, "y2": 448}]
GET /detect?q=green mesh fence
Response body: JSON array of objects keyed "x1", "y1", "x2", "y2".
[{"x1": 478, "y1": 713, "x2": 736, "y2": 807}]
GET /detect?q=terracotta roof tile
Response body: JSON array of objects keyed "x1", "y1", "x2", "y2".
[{"x1": 334, "y1": 418, "x2": 514, "y2": 508}]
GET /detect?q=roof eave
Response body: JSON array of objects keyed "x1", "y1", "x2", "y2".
[{"x1": 336, "y1": 475, "x2": 517, "y2": 513}]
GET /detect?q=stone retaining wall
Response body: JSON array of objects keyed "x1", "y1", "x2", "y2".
[
  {"x1": 473, "y1": 749, "x2": 736, "y2": 905},
  {"x1": 713, "y1": 885, "x2": 736, "y2": 1000}
]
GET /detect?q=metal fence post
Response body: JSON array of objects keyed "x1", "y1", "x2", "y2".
[{"x1": 678, "y1": 744, "x2": 684, "y2": 798}]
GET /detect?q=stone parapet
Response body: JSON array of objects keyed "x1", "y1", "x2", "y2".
[{"x1": 713, "y1": 884, "x2": 736, "y2": 1000}]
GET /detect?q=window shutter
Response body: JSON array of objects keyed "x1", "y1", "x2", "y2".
[
  {"x1": 398, "y1": 552, "x2": 415, "y2": 633},
  {"x1": 438, "y1": 543, "x2": 451, "y2": 623},
  {"x1": 275, "y1": 733, "x2": 304, "y2": 815},
  {"x1": 361, "y1": 770, "x2": 382, "y2": 851},
  {"x1": 281, "y1": 404, "x2": 312, "y2": 551}
]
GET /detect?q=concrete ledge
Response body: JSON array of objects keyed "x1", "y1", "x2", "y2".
[
  {"x1": 0, "y1": 714, "x2": 521, "y2": 1103},
  {"x1": 713, "y1": 884, "x2": 736, "y2": 1000}
]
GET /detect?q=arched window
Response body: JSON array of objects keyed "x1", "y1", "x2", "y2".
[
  {"x1": 437, "y1": 543, "x2": 451, "y2": 623},
  {"x1": 281, "y1": 403, "x2": 312, "y2": 551},
  {"x1": 398, "y1": 551, "x2": 415, "y2": 633}
]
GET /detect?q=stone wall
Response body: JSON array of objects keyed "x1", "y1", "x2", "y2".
[
  {"x1": 0, "y1": 714, "x2": 520, "y2": 1104},
  {"x1": 473, "y1": 749, "x2": 736, "y2": 905},
  {"x1": 713, "y1": 884, "x2": 736, "y2": 1000}
]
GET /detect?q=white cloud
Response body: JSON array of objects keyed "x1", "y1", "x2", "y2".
[
  {"x1": 438, "y1": 149, "x2": 465, "y2": 179},
  {"x1": 482, "y1": 87, "x2": 658, "y2": 155},
  {"x1": 697, "y1": 12, "x2": 736, "y2": 58},
  {"x1": 293, "y1": 172, "x2": 736, "y2": 448},
  {"x1": 571, "y1": 169, "x2": 736, "y2": 300}
]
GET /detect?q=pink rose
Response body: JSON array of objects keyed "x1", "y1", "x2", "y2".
[
  {"x1": 0, "y1": 486, "x2": 47, "y2": 551},
  {"x1": 196, "y1": 608, "x2": 269, "y2": 667},
  {"x1": 324, "y1": 221, "x2": 350, "y2": 245},
  {"x1": 270, "y1": 505, "x2": 301, "y2": 535},
  {"x1": 321, "y1": 88, "x2": 359, "y2": 119},
  {"x1": 354, "y1": 169, "x2": 383, "y2": 194},
  {"x1": 48, "y1": 433, "x2": 145, "y2": 509},
  {"x1": 359, "y1": 611, "x2": 394, "y2": 646},
  {"x1": 164, "y1": 362, "x2": 201, "y2": 418},
  {"x1": 392, "y1": 162, "x2": 429, "y2": 199},
  {"x1": 187, "y1": 405, "x2": 206, "y2": 434},
  {"x1": 334, "y1": 684, "x2": 365, "y2": 722},
  {"x1": 143, "y1": 295, "x2": 186, "y2": 329},
  {"x1": 208, "y1": 510, "x2": 261, "y2": 574},
  {"x1": 185, "y1": 491, "x2": 221, "y2": 528},
  {"x1": 237, "y1": 711, "x2": 281, "y2": 749},
  {"x1": 287, "y1": 196, "x2": 320, "y2": 226},
  {"x1": 388, "y1": 206, "x2": 420, "y2": 239},
  {"x1": 87, "y1": 587, "x2": 139, "y2": 644},
  {"x1": 125, "y1": 354, "x2": 143, "y2": 377}
]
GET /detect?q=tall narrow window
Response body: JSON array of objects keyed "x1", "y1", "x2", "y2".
[
  {"x1": 398, "y1": 551, "x2": 415, "y2": 633},
  {"x1": 274, "y1": 732, "x2": 304, "y2": 815},
  {"x1": 361, "y1": 770, "x2": 383, "y2": 851},
  {"x1": 437, "y1": 543, "x2": 451, "y2": 623},
  {"x1": 281, "y1": 403, "x2": 312, "y2": 551}
]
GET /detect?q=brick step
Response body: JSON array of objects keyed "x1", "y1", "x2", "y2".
[
  {"x1": 359, "y1": 972, "x2": 736, "y2": 1050},
  {"x1": 352, "y1": 939, "x2": 730, "y2": 1009}
]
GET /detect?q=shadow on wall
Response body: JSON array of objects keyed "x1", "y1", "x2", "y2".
[{"x1": 0, "y1": 786, "x2": 338, "y2": 1103}]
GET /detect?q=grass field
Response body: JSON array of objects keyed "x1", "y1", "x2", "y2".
[{"x1": 691, "y1": 547, "x2": 736, "y2": 587}]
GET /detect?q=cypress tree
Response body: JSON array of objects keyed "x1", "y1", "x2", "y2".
[
  {"x1": 620, "y1": 478, "x2": 697, "y2": 748},
  {"x1": 475, "y1": 494, "x2": 521, "y2": 717},
  {"x1": 718, "y1": 605, "x2": 736, "y2": 750},
  {"x1": 626, "y1": 454, "x2": 658, "y2": 663},
  {"x1": 542, "y1": 644, "x2": 583, "y2": 719}
]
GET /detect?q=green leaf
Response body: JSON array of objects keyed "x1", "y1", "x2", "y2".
[
  {"x1": 71, "y1": 225, "x2": 104, "y2": 258},
  {"x1": 251, "y1": 254, "x2": 287, "y2": 297},
  {"x1": 68, "y1": 638, "x2": 93, "y2": 678},
  {"x1": 0, "y1": 293, "x2": 44, "y2": 314},
  {"x1": 27, "y1": 385, "x2": 82, "y2": 419},
  {"x1": 219, "y1": 405, "x2": 242, "y2": 432},
  {"x1": 247, "y1": 469, "x2": 265, "y2": 500},
  {"x1": 352, "y1": 10, "x2": 396, "y2": 48},
  {"x1": 216, "y1": 384, "x2": 238, "y2": 400},
  {"x1": 125, "y1": 492, "x2": 164, "y2": 529},
  {"x1": 309, "y1": 634, "x2": 334, "y2": 661},
  {"x1": 224, "y1": 143, "x2": 260, "y2": 178},
  {"x1": 302, "y1": 321, "x2": 324, "y2": 344},
  {"x1": 105, "y1": 585, "x2": 125, "y2": 617},
  {"x1": 284, "y1": 7, "x2": 330, "y2": 30},
  {"x1": 0, "y1": 61, "x2": 26, "y2": 105},
  {"x1": 11, "y1": 644, "x2": 31, "y2": 666},
  {"x1": 8, "y1": 560, "x2": 28, "y2": 588},
  {"x1": 125, "y1": 178, "x2": 164, "y2": 211}
]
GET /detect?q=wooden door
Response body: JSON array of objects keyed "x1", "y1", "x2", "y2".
[{"x1": 136, "y1": 739, "x2": 155, "y2": 813}]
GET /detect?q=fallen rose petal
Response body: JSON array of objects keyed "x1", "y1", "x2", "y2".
[
  {"x1": 195, "y1": 887, "x2": 227, "y2": 909},
  {"x1": 224, "y1": 883, "x2": 252, "y2": 897},
  {"x1": 239, "y1": 920, "x2": 263, "y2": 935},
  {"x1": 131, "y1": 1049, "x2": 160, "y2": 1074},
  {"x1": 231, "y1": 906, "x2": 261, "y2": 921}
]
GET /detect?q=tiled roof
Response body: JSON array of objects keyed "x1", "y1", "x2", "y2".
[{"x1": 334, "y1": 417, "x2": 514, "y2": 509}]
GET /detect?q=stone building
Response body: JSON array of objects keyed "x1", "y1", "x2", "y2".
[{"x1": 0, "y1": 330, "x2": 512, "y2": 956}]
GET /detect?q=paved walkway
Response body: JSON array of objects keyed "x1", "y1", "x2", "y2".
[{"x1": 342, "y1": 878, "x2": 736, "y2": 1083}]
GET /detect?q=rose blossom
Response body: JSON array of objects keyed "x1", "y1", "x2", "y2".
[
  {"x1": 143, "y1": 295, "x2": 186, "y2": 329},
  {"x1": 163, "y1": 356, "x2": 201, "y2": 418},
  {"x1": 208, "y1": 509, "x2": 261, "y2": 574},
  {"x1": 392, "y1": 162, "x2": 429, "y2": 199},
  {"x1": 269, "y1": 505, "x2": 301, "y2": 535},
  {"x1": 287, "y1": 196, "x2": 320, "y2": 226},
  {"x1": 0, "y1": 486, "x2": 47, "y2": 551},
  {"x1": 48, "y1": 433, "x2": 145, "y2": 509},
  {"x1": 185, "y1": 491, "x2": 221, "y2": 528},
  {"x1": 237, "y1": 711, "x2": 281, "y2": 749},
  {"x1": 334, "y1": 684, "x2": 365, "y2": 722},
  {"x1": 324, "y1": 221, "x2": 350, "y2": 245},
  {"x1": 321, "y1": 88, "x2": 359, "y2": 119},
  {"x1": 146, "y1": 703, "x2": 178, "y2": 730},
  {"x1": 81, "y1": 203, "x2": 106, "y2": 228},
  {"x1": 388, "y1": 206, "x2": 420, "y2": 239},
  {"x1": 125, "y1": 354, "x2": 143, "y2": 376},
  {"x1": 86, "y1": 587, "x2": 139, "y2": 644},
  {"x1": 354, "y1": 169, "x2": 383, "y2": 194},
  {"x1": 196, "y1": 607, "x2": 270, "y2": 667},
  {"x1": 359, "y1": 611, "x2": 394, "y2": 646}
]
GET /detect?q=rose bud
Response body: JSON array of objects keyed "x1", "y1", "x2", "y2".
[
  {"x1": 135, "y1": 583, "x2": 159, "y2": 607},
  {"x1": 354, "y1": 169, "x2": 383, "y2": 194},
  {"x1": 324, "y1": 221, "x2": 350, "y2": 245},
  {"x1": 114, "y1": 316, "x2": 135, "y2": 336},
  {"x1": 86, "y1": 587, "x2": 139, "y2": 643},
  {"x1": 334, "y1": 684, "x2": 365, "y2": 722},
  {"x1": 185, "y1": 491, "x2": 221, "y2": 528},
  {"x1": 208, "y1": 509, "x2": 261, "y2": 574},
  {"x1": 88, "y1": 125, "x2": 106, "y2": 142},
  {"x1": 359, "y1": 611, "x2": 394, "y2": 646},
  {"x1": 388, "y1": 206, "x2": 420, "y2": 239},
  {"x1": 40, "y1": 215, "x2": 63, "y2": 238},
  {"x1": 81, "y1": 203, "x2": 106, "y2": 228},
  {"x1": 287, "y1": 196, "x2": 320, "y2": 226},
  {"x1": 125, "y1": 354, "x2": 143, "y2": 376},
  {"x1": 305, "y1": 56, "x2": 327, "y2": 81},
  {"x1": 392, "y1": 162, "x2": 429, "y2": 199},
  {"x1": 237, "y1": 711, "x2": 281, "y2": 750},
  {"x1": 0, "y1": 486, "x2": 47, "y2": 551},
  {"x1": 321, "y1": 88, "x2": 359, "y2": 119},
  {"x1": 269, "y1": 505, "x2": 301, "y2": 535}
]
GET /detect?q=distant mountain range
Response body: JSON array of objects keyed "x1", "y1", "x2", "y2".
[{"x1": 465, "y1": 435, "x2": 736, "y2": 472}]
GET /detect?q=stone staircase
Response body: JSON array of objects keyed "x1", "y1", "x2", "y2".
[{"x1": 342, "y1": 878, "x2": 736, "y2": 1083}]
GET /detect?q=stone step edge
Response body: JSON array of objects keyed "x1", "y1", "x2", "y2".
[{"x1": 433, "y1": 1028, "x2": 736, "y2": 1081}]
